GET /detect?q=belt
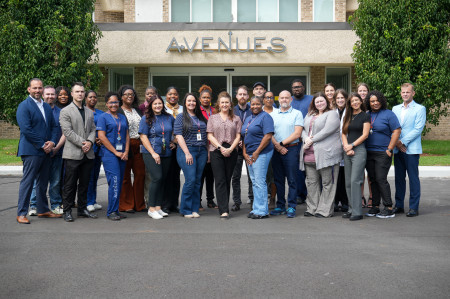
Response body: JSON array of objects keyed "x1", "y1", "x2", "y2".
[{"x1": 285, "y1": 142, "x2": 298, "y2": 148}]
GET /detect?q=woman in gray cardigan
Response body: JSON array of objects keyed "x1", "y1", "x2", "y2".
[{"x1": 300, "y1": 92, "x2": 343, "y2": 218}]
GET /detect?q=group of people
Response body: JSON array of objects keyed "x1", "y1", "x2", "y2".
[{"x1": 15, "y1": 77, "x2": 426, "y2": 224}]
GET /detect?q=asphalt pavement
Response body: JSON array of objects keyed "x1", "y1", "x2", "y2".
[{"x1": 1, "y1": 174, "x2": 449, "y2": 298}]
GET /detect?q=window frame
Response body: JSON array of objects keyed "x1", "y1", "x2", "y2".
[
  {"x1": 325, "y1": 66, "x2": 351, "y2": 92},
  {"x1": 108, "y1": 67, "x2": 135, "y2": 92},
  {"x1": 312, "y1": 0, "x2": 335, "y2": 22}
]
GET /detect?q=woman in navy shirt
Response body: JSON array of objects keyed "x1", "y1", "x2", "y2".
[
  {"x1": 242, "y1": 96, "x2": 274, "y2": 219},
  {"x1": 174, "y1": 93, "x2": 208, "y2": 218},
  {"x1": 365, "y1": 90, "x2": 401, "y2": 219},
  {"x1": 97, "y1": 92, "x2": 130, "y2": 221},
  {"x1": 139, "y1": 96, "x2": 175, "y2": 219}
]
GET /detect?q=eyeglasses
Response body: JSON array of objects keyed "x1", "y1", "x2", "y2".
[
  {"x1": 123, "y1": 93, "x2": 134, "y2": 97},
  {"x1": 264, "y1": 96, "x2": 274, "y2": 100},
  {"x1": 292, "y1": 86, "x2": 304, "y2": 89},
  {"x1": 107, "y1": 101, "x2": 119, "y2": 105}
]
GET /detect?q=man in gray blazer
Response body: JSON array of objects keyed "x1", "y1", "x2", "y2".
[{"x1": 60, "y1": 82, "x2": 98, "y2": 222}]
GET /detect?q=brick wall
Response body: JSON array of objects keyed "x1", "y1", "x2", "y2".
[
  {"x1": 335, "y1": 0, "x2": 346, "y2": 22},
  {"x1": 163, "y1": 0, "x2": 169, "y2": 22},
  {"x1": 95, "y1": 0, "x2": 124, "y2": 23},
  {"x1": 134, "y1": 67, "x2": 149, "y2": 100},
  {"x1": 310, "y1": 66, "x2": 325, "y2": 93},
  {"x1": 0, "y1": 120, "x2": 19, "y2": 139},
  {"x1": 301, "y1": 0, "x2": 313, "y2": 22},
  {"x1": 350, "y1": 66, "x2": 357, "y2": 92},
  {"x1": 124, "y1": 0, "x2": 135, "y2": 23},
  {"x1": 423, "y1": 105, "x2": 450, "y2": 140}
]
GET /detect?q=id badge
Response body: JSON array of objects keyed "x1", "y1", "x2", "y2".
[
  {"x1": 197, "y1": 133, "x2": 202, "y2": 141},
  {"x1": 140, "y1": 145, "x2": 144, "y2": 153},
  {"x1": 116, "y1": 143, "x2": 123, "y2": 151}
]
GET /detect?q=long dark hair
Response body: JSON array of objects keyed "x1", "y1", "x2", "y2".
[
  {"x1": 342, "y1": 92, "x2": 366, "y2": 134},
  {"x1": 308, "y1": 92, "x2": 331, "y2": 116},
  {"x1": 145, "y1": 95, "x2": 169, "y2": 125},
  {"x1": 181, "y1": 93, "x2": 207, "y2": 134},
  {"x1": 118, "y1": 85, "x2": 140, "y2": 109}
]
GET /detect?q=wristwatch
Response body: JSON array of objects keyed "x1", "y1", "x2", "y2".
[
  {"x1": 388, "y1": 148, "x2": 393, "y2": 153},
  {"x1": 217, "y1": 145, "x2": 222, "y2": 150},
  {"x1": 279, "y1": 141, "x2": 284, "y2": 147}
]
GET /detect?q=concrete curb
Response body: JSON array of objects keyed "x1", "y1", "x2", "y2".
[{"x1": 1, "y1": 165, "x2": 449, "y2": 178}]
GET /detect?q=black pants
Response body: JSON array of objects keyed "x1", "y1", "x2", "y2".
[
  {"x1": 334, "y1": 165, "x2": 348, "y2": 207},
  {"x1": 200, "y1": 162, "x2": 215, "y2": 203},
  {"x1": 162, "y1": 149, "x2": 180, "y2": 210},
  {"x1": 210, "y1": 148, "x2": 238, "y2": 214},
  {"x1": 231, "y1": 148, "x2": 253, "y2": 205},
  {"x1": 366, "y1": 151, "x2": 393, "y2": 207},
  {"x1": 62, "y1": 156, "x2": 94, "y2": 212},
  {"x1": 142, "y1": 154, "x2": 171, "y2": 207}
]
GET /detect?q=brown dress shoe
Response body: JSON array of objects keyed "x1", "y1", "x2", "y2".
[
  {"x1": 38, "y1": 211, "x2": 63, "y2": 218},
  {"x1": 17, "y1": 216, "x2": 30, "y2": 224}
]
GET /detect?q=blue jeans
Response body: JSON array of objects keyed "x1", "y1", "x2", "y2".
[
  {"x1": 272, "y1": 146, "x2": 299, "y2": 209},
  {"x1": 87, "y1": 153, "x2": 102, "y2": 206},
  {"x1": 29, "y1": 155, "x2": 63, "y2": 210},
  {"x1": 102, "y1": 155, "x2": 126, "y2": 216},
  {"x1": 394, "y1": 152, "x2": 421, "y2": 210},
  {"x1": 248, "y1": 150, "x2": 273, "y2": 216},
  {"x1": 177, "y1": 146, "x2": 208, "y2": 215}
]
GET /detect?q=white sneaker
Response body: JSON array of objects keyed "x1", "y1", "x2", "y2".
[
  {"x1": 192, "y1": 212, "x2": 200, "y2": 218},
  {"x1": 87, "y1": 205, "x2": 95, "y2": 212},
  {"x1": 184, "y1": 214, "x2": 194, "y2": 218},
  {"x1": 157, "y1": 209, "x2": 168, "y2": 217},
  {"x1": 93, "y1": 203, "x2": 102, "y2": 210},
  {"x1": 51, "y1": 207, "x2": 63, "y2": 215},
  {"x1": 148, "y1": 210, "x2": 163, "y2": 219},
  {"x1": 28, "y1": 208, "x2": 37, "y2": 216}
]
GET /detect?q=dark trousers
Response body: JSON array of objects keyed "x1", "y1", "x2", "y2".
[
  {"x1": 142, "y1": 154, "x2": 171, "y2": 207},
  {"x1": 272, "y1": 146, "x2": 299, "y2": 209},
  {"x1": 210, "y1": 149, "x2": 238, "y2": 214},
  {"x1": 231, "y1": 148, "x2": 253, "y2": 205},
  {"x1": 200, "y1": 162, "x2": 215, "y2": 203},
  {"x1": 366, "y1": 151, "x2": 393, "y2": 207},
  {"x1": 87, "y1": 153, "x2": 102, "y2": 206},
  {"x1": 296, "y1": 143, "x2": 308, "y2": 199},
  {"x1": 17, "y1": 155, "x2": 51, "y2": 216},
  {"x1": 394, "y1": 152, "x2": 421, "y2": 211},
  {"x1": 162, "y1": 148, "x2": 180, "y2": 210},
  {"x1": 334, "y1": 165, "x2": 348, "y2": 207},
  {"x1": 62, "y1": 156, "x2": 94, "y2": 212}
]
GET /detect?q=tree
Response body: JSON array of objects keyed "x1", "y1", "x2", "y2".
[
  {"x1": 350, "y1": 0, "x2": 450, "y2": 133},
  {"x1": 0, "y1": 0, "x2": 103, "y2": 124}
]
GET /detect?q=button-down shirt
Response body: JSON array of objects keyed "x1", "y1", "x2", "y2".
[
  {"x1": 233, "y1": 103, "x2": 251, "y2": 124},
  {"x1": 271, "y1": 106, "x2": 304, "y2": 143},
  {"x1": 31, "y1": 96, "x2": 46, "y2": 122},
  {"x1": 400, "y1": 101, "x2": 412, "y2": 124}
]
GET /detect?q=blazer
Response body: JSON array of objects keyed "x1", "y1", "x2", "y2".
[
  {"x1": 16, "y1": 96, "x2": 58, "y2": 156},
  {"x1": 60, "y1": 102, "x2": 96, "y2": 160},
  {"x1": 392, "y1": 100, "x2": 426, "y2": 155},
  {"x1": 299, "y1": 110, "x2": 343, "y2": 171}
]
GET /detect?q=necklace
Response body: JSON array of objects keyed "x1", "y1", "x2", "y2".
[{"x1": 352, "y1": 111, "x2": 361, "y2": 121}]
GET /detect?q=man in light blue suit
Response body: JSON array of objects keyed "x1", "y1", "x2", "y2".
[
  {"x1": 392, "y1": 83, "x2": 426, "y2": 217},
  {"x1": 16, "y1": 78, "x2": 61, "y2": 223}
]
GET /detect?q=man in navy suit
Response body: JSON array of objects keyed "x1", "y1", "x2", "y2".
[{"x1": 16, "y1": 78, "x2": 62, "y2": 224}]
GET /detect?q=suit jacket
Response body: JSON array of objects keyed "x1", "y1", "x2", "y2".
[
  {"x1": 392, "y1": 100, "x2": 426, "y2": 155},
  {"x1": 60, "y1": 102, "x2": 96, "y2": 160},
  {"x1": 299, "y1": 110, "x2": 343, "y2": 171},
  {"x1": 16, "y1": 96, "x2": 58, "y2": 156}
]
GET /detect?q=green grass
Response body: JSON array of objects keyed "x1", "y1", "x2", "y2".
[
  {"x1": 0, "y1": 139, "x2": 21, "y2": 165},
  {"x1": 0, "y1": 139, "x2": 449, "y2": 166}
]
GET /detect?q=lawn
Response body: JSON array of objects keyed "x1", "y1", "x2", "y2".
[{"x1": 0, "y1": 139, "x2": 449, "y2": 166}]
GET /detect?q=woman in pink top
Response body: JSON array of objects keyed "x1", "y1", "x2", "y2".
[{"x1": 207, "y1": 92, "x2": 242, "y2": 219}]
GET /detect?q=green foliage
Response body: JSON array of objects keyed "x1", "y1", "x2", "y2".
[
  {"x1": 350, "y1": 0, "x2": 450, "y2": 133},
  {"x1": 0, "y1": 0, "x2": 103, "y2": 125}
]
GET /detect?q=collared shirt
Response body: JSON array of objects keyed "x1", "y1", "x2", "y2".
[
  {"x1": 233, "y1": 103, "x2": 251, "y2": 124},
  {"x1": 31, "y1": 96, "x2": 46, "y2": 122},
  {"x1": 400, "y1": 101, "x2": 412, "y2": 124},
  {"x1": 272, "y1": 106, "x2": 304, "y2": 143},
  {"x1": 139, "y1": 114, "x2": 175, "y2": 157},
  {"x1": 77, "y1": 105, "x2": 85, "y2": 125},
  {"x1": 200, "y1": 106, "x2": 214, "y2": 120}
]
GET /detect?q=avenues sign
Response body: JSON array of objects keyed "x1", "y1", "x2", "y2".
[{"x1": 166, "y1": 31, "x2": 286, "y2": 53}]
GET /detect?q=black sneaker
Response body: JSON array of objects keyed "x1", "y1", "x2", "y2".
[
  {"x1": 376, "y1": 208, "x2": 395, "y2": 219},
  {"x1": 393, "y1": 207, "x2": 404, "y2": 214},
  {"x1": 365, "y1": 207, "x2": 380, "y2": 217}
]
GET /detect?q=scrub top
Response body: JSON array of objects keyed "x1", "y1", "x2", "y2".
[
  {"x1": 138, "y1": 114, "x2": 174, "y2": 157},
  {"x1": 97, "y1": 113, "x2": 128, "y2": 157}
]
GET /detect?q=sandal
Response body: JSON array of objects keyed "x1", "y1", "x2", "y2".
[
  {"x1": 361, "y1": 197, "x2": 367, "y2": 208},
  {"x1": 207, "y1": 201, "x2": 218, "y2": 209}
]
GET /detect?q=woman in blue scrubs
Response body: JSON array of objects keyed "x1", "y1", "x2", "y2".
[
  {"x1": 174, "y1": 93, "x2": 208, "y2": 218},
  {"x1": 97, "y1": 92, "x2": 130, "y2": 221},
  {"x1": 242, "y1": 96, "x2": 274, "y2": 219}
]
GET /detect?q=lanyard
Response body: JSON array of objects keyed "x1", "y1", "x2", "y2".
[
  {"x1": 370, "y1": 112, "x2": 379, "y2": 129},
  {"x1": 190, "y1": 116, "x2": 201, "y2": 133},
  {"x1": 158, "y1": 116, "x2": 167, "y2": 150},
  {"x1": 108, "y1": 112, "x2": 121, "y2": 141},
  {"x1": 245, "y1": 114, "x2": 260, "y2": 136},
  {"x1": 203, "y1": 107, "x2": 212, "y2": 119}
]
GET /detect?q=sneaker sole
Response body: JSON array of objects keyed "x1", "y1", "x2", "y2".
[
  {"x1": 376, "y1": 214, "x2": 395, "y2": 219},
  {"x1": 365, "y1": 213, "x2": 378, "y2": 217}
]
